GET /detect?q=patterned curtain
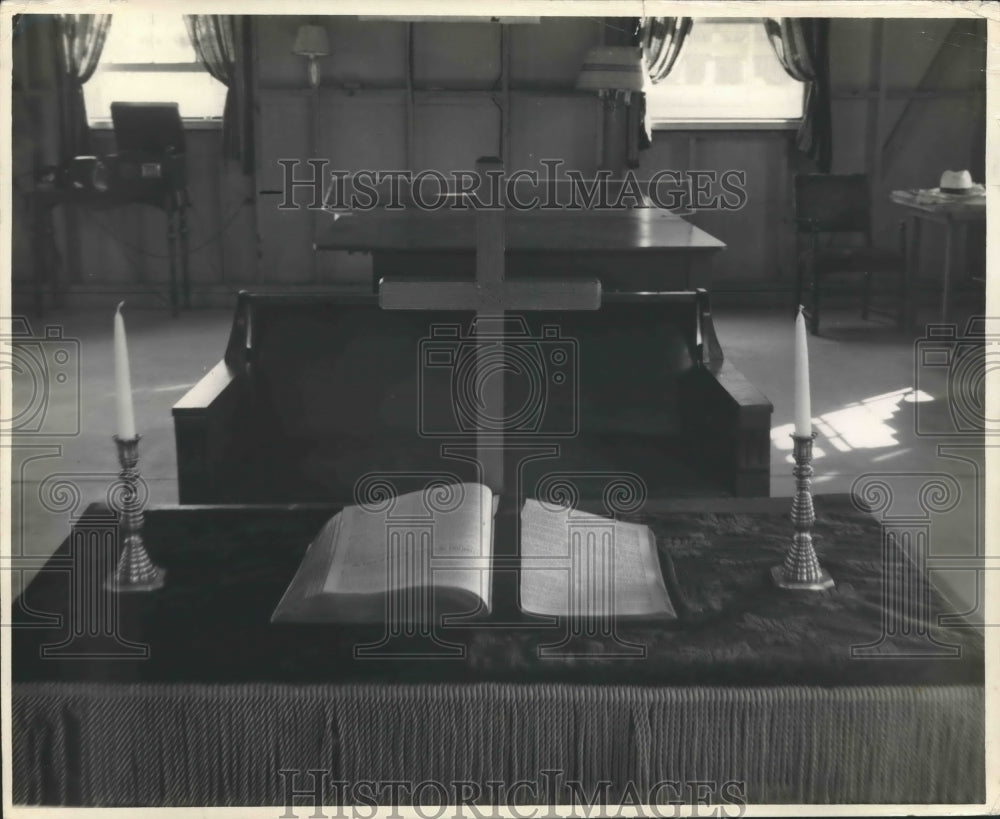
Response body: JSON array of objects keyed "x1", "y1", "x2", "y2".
[
  {"x1": 56, "y1": 14, "x2": 111, "y2": 160},
  {"x1": 641, "y1": 17, "x2": 693, "y2": 83},
  {"x1": 764, "y1": 18, "x2": 832, "y2": 172},
  {"x1": 630, "y1": 17, "x2": 693, "y2": 158},
  {"x1": 184, "y1": 15, "x2": 255, "y2": 174}
]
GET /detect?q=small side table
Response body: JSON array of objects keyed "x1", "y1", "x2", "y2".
[
  {"x1": 29, "y1": 169, "x2": 190, "y2": 317},
  {"x1": 889, "y1": 189, "x2": 986, "y2": 328}
]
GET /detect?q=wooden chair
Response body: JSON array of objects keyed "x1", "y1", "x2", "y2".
[{"x1": 793, "y1": 173, "x2": 907, "y2": 335}]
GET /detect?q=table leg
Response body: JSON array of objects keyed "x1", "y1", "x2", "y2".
[
  {"x1": 956, "y1": 220, "x2": 969, "y2": 289},
  {"x1": 179, "y1": 198, "x2": 191, "y2": 310},
  {"x1": 31, "y1": 198, "x2": 47, "y2": 317},
  {"x1": 167, "y1": 205, "x2": 179, "y2": 318},
  {"x1": 686, "y1": 256, "x2": 711, "y2": 291},
  {"x1": 896, "y1": 220, "x2": 907, "y2": 330},
  {"x1": 39, "y1": 204, "x2": 61, "y2": 316},
  {"x1": 941, "y1": 219, "x2": 953, "y2": 326},
  {"x1": 906, "y1": 215, "x2": 922, "y2": 332}
]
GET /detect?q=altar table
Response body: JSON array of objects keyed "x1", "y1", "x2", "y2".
[{"x1": 11, "y1": 496, "x2": 984, "y2": 806}]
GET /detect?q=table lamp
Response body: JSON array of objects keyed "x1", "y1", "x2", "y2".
[
  {"x1": 576, "y1": 46, "x2": 645, "y2": 108},
  {"x1": 292, "y1": 24, "x2": 330, "y2": 88}
]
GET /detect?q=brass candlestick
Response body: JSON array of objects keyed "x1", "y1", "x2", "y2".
[
  {"x1": 106, "y1": 435, "x2": 165, "y2": 591},
  {"x1": 771, "y1": 432, "x2": 834, "y2": 591}
]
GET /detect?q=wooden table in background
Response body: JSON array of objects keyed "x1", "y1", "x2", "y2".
[
  {"x1": 316, "y1": 207, "x2": 726, "y2": 293},
  {"x1": 890, "y1": 189, "x2": 986, "y2": 327},
  {"x1": 29, "y1": 169, "x2": 190, "y2": 317}
]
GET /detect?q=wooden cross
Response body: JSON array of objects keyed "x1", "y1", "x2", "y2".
[{"x1": 379, "y1": 157, "x2": 602, "y2": 493}]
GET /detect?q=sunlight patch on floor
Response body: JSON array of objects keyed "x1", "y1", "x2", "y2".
[{"x1": 773, "y1": 388, "x2": 934, "y2": 462}]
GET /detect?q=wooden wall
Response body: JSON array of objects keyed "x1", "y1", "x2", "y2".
[
  {"x1": 254, "y1": 16, "x2": 607, "y2": 288},
  {"x1": 638, "y1": 130, "x2": 802, "y2": 293},
  {"x1": 10, "y1": 16, "x2": 986, "y2": 310}
]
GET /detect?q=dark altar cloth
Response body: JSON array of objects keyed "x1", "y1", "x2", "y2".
[
  {"x1": 11, "y1": 496, "x2": 985, "y2": 805},
  {"x1": 13, "y1": 497, "x2": 983, "y2": 687}
]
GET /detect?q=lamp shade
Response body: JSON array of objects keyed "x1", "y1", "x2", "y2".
[
  {"x1": 576, "y1": 46, "x2": 645, "y2": 93},
  {"x1": 292, "y1": 24, "x2": 330, "y2": 57}
]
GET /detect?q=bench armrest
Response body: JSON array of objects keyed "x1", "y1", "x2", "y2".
[
  {"x1": 172, "y1": 360, "x2": 245, "y2": 504},
  {"x1": 678, "y1": 362, "x2": 773, "y2": 496}
]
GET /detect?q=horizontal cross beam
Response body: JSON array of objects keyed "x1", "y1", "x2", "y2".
[{"x1": 378, "y1": 278, "x2": 602, "y2": 311}]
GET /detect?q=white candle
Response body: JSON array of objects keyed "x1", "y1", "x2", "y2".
[
  {"x1": 794, "y1": 305, "x2": 812, "y2": 437},
  {"x1": 114, "y1": 301, "x2": 137, "y2": 439}
]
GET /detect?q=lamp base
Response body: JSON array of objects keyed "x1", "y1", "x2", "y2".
[{"x1": 770, "y1": 564, "x2": 835, "y2": 591}]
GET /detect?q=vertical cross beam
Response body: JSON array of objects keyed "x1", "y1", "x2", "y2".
[
  {"x1": 474, "y1": 157, "x2": 506, "y2": 492},
  {"x1": 379, "y1": 158, "x2": 601, "y2": 495}
]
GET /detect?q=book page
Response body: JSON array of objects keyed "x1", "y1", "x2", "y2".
[
  {"x1": 323, "y1": 482, "x2": 494, "y2": 606},
  {"x1": 519, "y1": 499, "x2": 675, "y2": 618}
]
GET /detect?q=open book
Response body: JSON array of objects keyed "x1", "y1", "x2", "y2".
[
  {"x1": 519, "y1": 499, "x2": 676, "y2": 620},
  {"x1": 272, "y1": 482, "x2": 496, "y2": 624},
  {"x1": 272, "y1": 484, "x2": 675, "y2": 624}
]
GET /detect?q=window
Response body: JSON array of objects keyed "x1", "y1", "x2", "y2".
[
  {"x1": 644, "y1": 18, "x2": 804, "y2": 128},
  {"x1": 83, "y1": 14, "x2": 227, "y2": 125}
]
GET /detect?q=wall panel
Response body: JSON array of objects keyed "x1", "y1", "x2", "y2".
[
  {"x1": 509, "y1": 94, "x2": 599, "y2": 175},
  {"x1": 319, "y1": 92, "x2": 408, "y2": 171},
  {"x1": 413, "y1": 97, "x2": 502, "y2": 177},
  {"x1": 256, "y1": 91, "x2": 314, "y2": 283},
  {"x1": 413, "y1": 23, "x2": 501, "y2": 88},
  {"x1": 509, "y1": 18, "x2": 601, "y2": 85},
  {"x1": 326, "y1": 19, "x2": 408, "y2": 86},
  {"x1": 639, "y1": 131, "x2": 795, "y2": 290}
]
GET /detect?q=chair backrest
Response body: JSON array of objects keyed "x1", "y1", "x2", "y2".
[{"x1": 794, "y1": 173, "x2": 871, "y2": 235}]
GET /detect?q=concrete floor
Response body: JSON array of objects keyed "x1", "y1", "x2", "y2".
[{"x1": 8, "y1": 299, "x2": 988, "y2": 625}]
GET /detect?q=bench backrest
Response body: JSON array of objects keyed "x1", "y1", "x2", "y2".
[{"x1": 225, "y1": 292, "x2": 709, "y2": 444}]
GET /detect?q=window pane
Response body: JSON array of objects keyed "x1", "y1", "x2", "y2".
[
  {"x1": 100, "y1": 14, "x2": 198, "y2": 64},
  {"x1": 645, "y1": 19, "x2": 804, "y2": 124},
  {"x1": 84, "y1": 71, "x2": 228, "y2": 122},
  {"x1": 83, "y1": 13, "x2": 227, "y2": 123}
]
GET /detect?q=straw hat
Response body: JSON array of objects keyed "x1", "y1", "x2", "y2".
[{"x1": 938, "y1": 170, "x2": 980, "y2": 195}]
